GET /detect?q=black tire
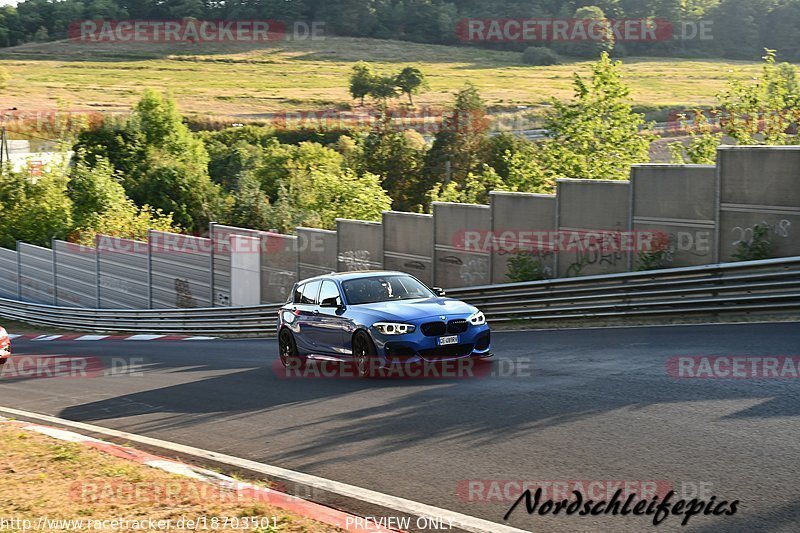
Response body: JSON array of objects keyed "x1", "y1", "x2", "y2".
[
  {"x1": 352, "y1": 331, "x2": 379, "y2": 378},
  {"x1": 279, "y1": 328, "x2": 302, "y2": 369}
]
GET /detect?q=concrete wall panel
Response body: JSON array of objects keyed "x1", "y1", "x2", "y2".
[
  {"x1": 53, "y1": 240, "x2": 97, "y2": 308},
  {"x1": 337, "y1": 219, "x2": 383, "y2": 272},
  {"x1": 434, "y1": 202, "x2": 491, "y2": 288},
  {"x1": 490, "y1": 192, "x2": 556, "y2": 284},
  {"x1": 630, "y1": 165, "x2": 716, "y2": 269},
  {"x1": 383, "y1": 212, "x2": 433, "y2": 285},
  {"x1": 260, "y1": 232, "x2": 297, "y2": 303},
  {"x1": 96, "y1": 235, "x2": 149, "y2": 309},
  {"x1": 18, "y1": 242, "x2": 54, "y2": 304},
  {"x1": 555, "y1": 180, "x2": 631, "y2": 278},
  {"x1": 297, "y1": 227, "x2": 337, "y2": 281},
  {"x1": 0, "y1": 247, "x2": 18, "y2": 299},
  {"x1": 149, "y1": 231, "x2": 212, "y2": 309},
  {"x1": 717, "y1": 147, "x2": 800, "y2": 261},
  {"x1": 230, "y1": 234, "x2": 261, "y2": 306},
  {"x1": 210, "y1": 223, "x2": 261, "y2": 307}
]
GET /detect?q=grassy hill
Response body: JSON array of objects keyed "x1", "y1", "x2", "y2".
[{"x1": 0, "y1": 36, "x2": 767, "y2": 120}]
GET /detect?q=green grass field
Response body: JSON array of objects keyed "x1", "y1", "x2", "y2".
[{"x1": 0, "y1": 36, "x2": 767, "y2": 119}]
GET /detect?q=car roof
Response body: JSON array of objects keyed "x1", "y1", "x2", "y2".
[{"x1": 297, "y1": 270, "x2": 410, "y2": 283}]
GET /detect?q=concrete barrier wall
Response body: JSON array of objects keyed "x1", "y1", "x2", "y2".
[
  {"x1": 260, "y1": 232, "x2": 297, "y2": 303},
  {"x1": 434, "y1": 202, "x2": 491, "y2": 288},
  {"x1": 555, "y1": 179, "x2": 631, "y2": 278},
  {"x1": 96, "y1": 235, "x2": 149, "y2": 309},
  {"x1": 297, "y1": 227, "x2": 336, "y2": 281},
  {"x1": 337, "y1": 219, "x2": 383, "y2": 272},
  {"x1": 383, "y1": 211, "x2": 434, "y2": 285},
  {"x1": 630, "y1": 165, "x2": 717, "y2": 270},
  {"x1": 490, "y1": 191, "x2": 556, "y2": 284},
  {"x1": 210, "y1": 223, "x2": 261, "y2": 307},
  {"x1": 230, "y1": 234, "x2": 261, "y2": 306},
  {"x1": 53, "y1": 240, "x2": 97, "y2": 308},
  {"x1": 18, "y1": 242, "x2": 54, "y2": 304},
  {"x1": 717, "y1": 146, "x2": 800, "y2": 262},
  {"x1": 2, "y1": 147, "x2": 799, "y2": 309},
  {"x1": 0, "y1": 247, "x2": 18, "y2": 299},
  {"x1": 149, "y1": 231, "x2": 212, "y2": 309}
]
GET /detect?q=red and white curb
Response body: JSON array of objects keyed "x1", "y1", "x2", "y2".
[
  {"x1": 0, "y1": 407, "x2": 526, "y2": 533},
  {"x1": 0, "y1": 415, "x2": 397, "y2": 532},
  {"x1": 8, "y1": 334, "x2": 217, "y2": 342}
]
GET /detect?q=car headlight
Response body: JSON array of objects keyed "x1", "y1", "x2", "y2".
[
  {"x1": 373, "y1": 322, "x2": 416, "y2": 335},
  {"x1": 468, "y1": 311, "x2": 486, "y2": 326}
]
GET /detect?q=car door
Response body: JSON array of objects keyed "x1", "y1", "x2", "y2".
[
  {"x1": 312, "y1": 280, "x2": 347, "y2": 357},
  {"x1": 293, "y1": 280, "x2": 321, "y2": 353}
]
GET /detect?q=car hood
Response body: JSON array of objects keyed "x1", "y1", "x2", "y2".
[{"x1": 351, "y1": 297, "x2": 477, "y2": 322}]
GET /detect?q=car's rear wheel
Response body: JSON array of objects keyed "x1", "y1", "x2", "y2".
[
  {"x1": 279, "y1": 328, "x2": 302, "y2": 368},
  {"x1": 352, "y1": 331, "x2": 378, "y2": 378}
]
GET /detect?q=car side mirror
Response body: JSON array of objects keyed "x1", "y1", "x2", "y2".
[
  {"x1": 320, "y1": 296, "x2": 342, "y2": 308},
  {"x1": 431, "y1": 287, "x2": 446, "y2": 297}
]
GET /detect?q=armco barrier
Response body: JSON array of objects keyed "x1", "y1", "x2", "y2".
[
  {"x1": 447, "y1": 256, "x2": 800, "y2": 323},
  {"x1": 0, "y1": 257, "x2": 798, "y2": 336}
]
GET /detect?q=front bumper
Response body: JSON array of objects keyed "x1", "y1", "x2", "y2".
[{"x1": 371, "y1": 322, "x2": 491, "y2": 365}]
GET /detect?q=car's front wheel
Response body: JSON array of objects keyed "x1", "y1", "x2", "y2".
[
  {"x1": 279, "y1": 328, "x2": 302, "y2": 369},
  {"x1": 352, "y1": 331, "x2": 378, "y2": 378}
]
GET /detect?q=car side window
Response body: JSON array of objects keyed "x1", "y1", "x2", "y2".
[
  {"x1": 318, "y1": 280, "x2": 341, "y2": 307},
  {"x1": 292, "y1": 283, "x2": 303, "y2": 304},
  {"x1": 300, "y1": 280, "x2": 321, "y2": 305}
]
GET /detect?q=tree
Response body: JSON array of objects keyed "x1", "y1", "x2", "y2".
[
  {"x1": 67, "y1": 154, "x2": 176, "y2": 244},
  {"x1": 137, "y1": 152, "x2": 227, "y2": 233},
  {"x1": 0, "y1": 159, "x2": 73, "y2": 248},
  {"x1": 368, "y1": 74, "x2": 399, "y2": 106},
  {"x1": 484, "y1": 134, "x2": 553, "y2": 193},
  {"x1": 668, "y1": 110, "x2": 721, "y2": 164},
  {"x1": 538, "y1": 52, "x2": 652, "y2": 182},
  {"x1": 554, "y1": 6, "x2": 614, "y2": 58},
  {"x1": 423, "y1": 82, "x2": 490, "y2": 201},
  {"x1": 227, "y1": 171, "x2": 272, "y2": 230},
  {"x1": 427, "y1": 165, "x2": 504, "y2": 205},
  {"x1": 716, "y1": 50, "x2": 800, "y2": 145},
  {"x1": 79, "y1": 90, "x2": 229, "y2": 232},
  {"x1": 395, "y1": 66, "x2": 429, "y2": 105},
  {"x1": 349, "y1": 61, "x2": 375, "y2": 106},
  {"x1": 359, "y1": 121, "x2": 430, "y2": 211},
  {"x1": 272, "y1": 164, "x2": 392, "y2": 231}
]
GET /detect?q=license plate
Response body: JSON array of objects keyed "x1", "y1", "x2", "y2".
[{"x1": 438, "y1": 335, "x2": 458, "y2": 346}]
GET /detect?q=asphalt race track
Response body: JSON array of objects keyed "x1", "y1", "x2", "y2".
[{"x1": 1, "y1": 323, "x2": 799, "y2": 532}]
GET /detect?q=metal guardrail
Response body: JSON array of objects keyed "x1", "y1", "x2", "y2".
[
  {"x1": 0, "y1": 257, "x2": 798, "y2": 336},
  {"x1": 447, "y1": 256, "x2": 800, "y2": 322}
]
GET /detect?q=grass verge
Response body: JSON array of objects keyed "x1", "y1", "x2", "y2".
[{"x1": 0, "y1": 423, "x2": 342, "y2": 532}]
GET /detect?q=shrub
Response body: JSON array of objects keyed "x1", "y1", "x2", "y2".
[
  {"x1": 506, "y1": 252, "x2": 550, "y2": 282},
  {"x1": 733, "y1": 223, "x2": 772, "y2": 261},
  {"x1": 522, "y1": 47, "x2": 560, "y2": 66}
]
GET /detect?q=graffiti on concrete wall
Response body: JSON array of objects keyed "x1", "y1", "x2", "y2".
[
  {"x1": 338, "y1": 250, "x2": 372, "y2": 271},
  {"x1": 731, "y1": 219, "x2": 791, "y2": 245},
  {"x1": 175, "y1": 278, "x2": 197, "y2": 308}
]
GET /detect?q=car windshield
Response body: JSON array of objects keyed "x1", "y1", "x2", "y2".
[{"x1": 342, "y1": 275, "x2": 435, "y2": 305}]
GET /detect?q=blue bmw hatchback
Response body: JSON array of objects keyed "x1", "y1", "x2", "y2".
[{"x1": 277, "y1": 271, "x2": 492, "y2": 377}]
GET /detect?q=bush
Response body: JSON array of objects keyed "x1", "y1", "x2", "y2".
[
  {"x1": 522, "y1": 47, "x2": 560, "y2": 66},
  {"x1": 506, "y1": 252, "x2": 550, "y2": 282},
  {"x1": 733, "y1": 223, "x2": 772, "y2": 261}
]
